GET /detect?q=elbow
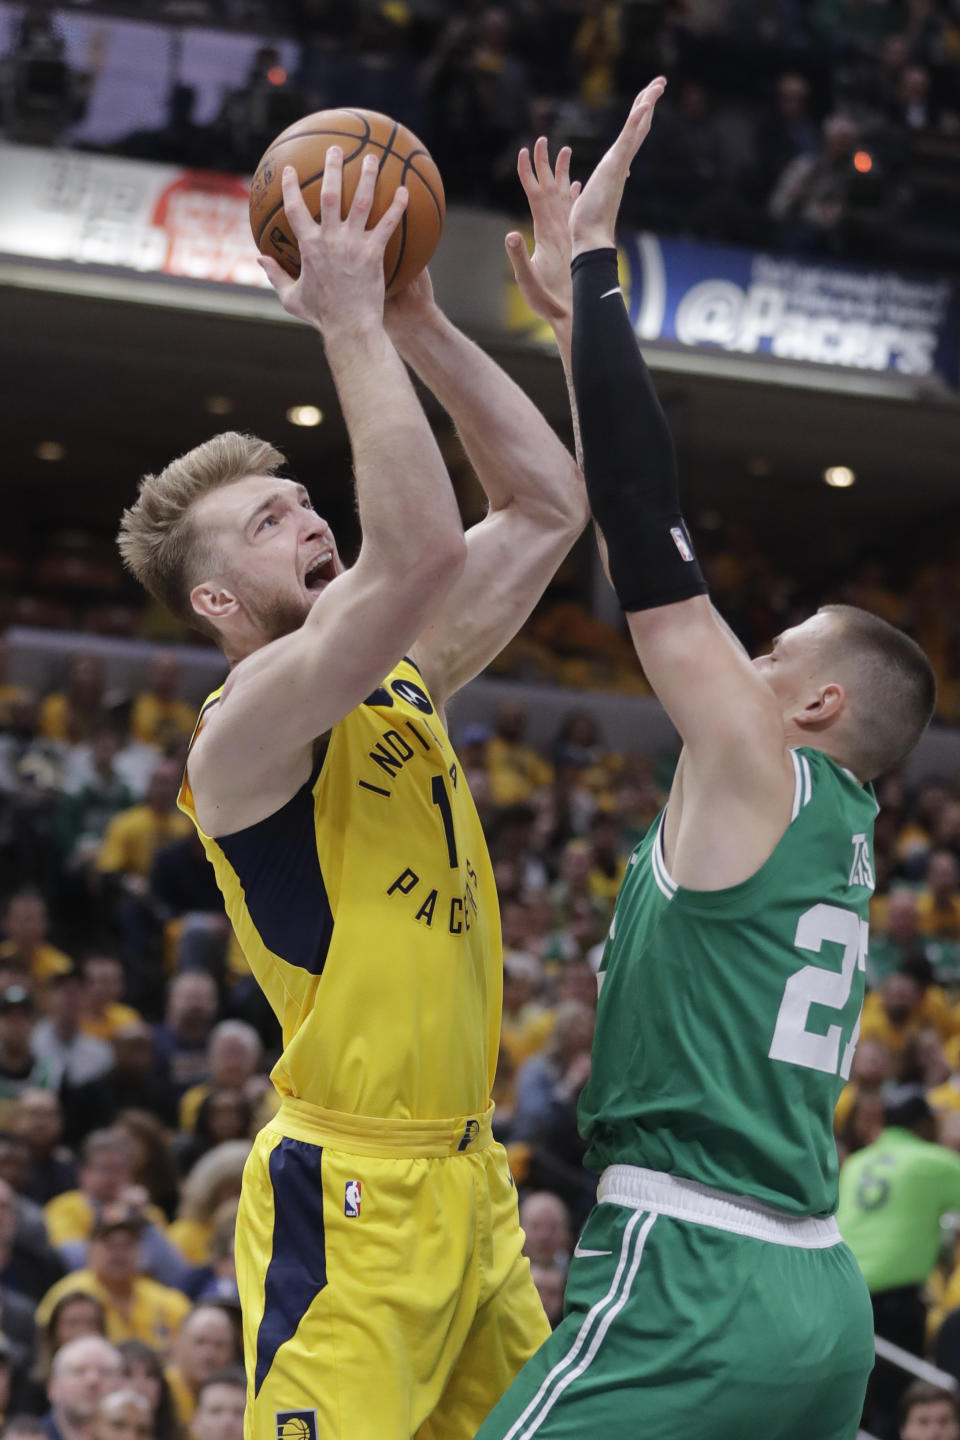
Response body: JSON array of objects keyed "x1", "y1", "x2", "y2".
[{"x1": 412, "y1": 529, "x2": 468, "y2": 592}]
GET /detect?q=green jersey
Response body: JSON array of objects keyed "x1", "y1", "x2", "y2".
[
  {"x1": 581, "y1": 748, "x2": 878, "y2": 1217},
  {"x1": 837, "y1": 1127, "x2": 960, "y2": 1290}
]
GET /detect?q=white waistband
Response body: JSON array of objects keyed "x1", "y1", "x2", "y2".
[{"x1": 597, "y1": 1165, "x2": 841, "y2": 1249}]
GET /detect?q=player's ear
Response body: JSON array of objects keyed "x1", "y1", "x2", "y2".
[
  {"x1": 794, "y1": 682, "x2": 845, "y2": 729},
  {"x1": 191, "y1": 580, "x2": 239, "y2": 624}
]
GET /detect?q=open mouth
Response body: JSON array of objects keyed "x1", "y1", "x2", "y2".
[{"x1": 304, "y1": 551, "x2": 335, "y2": 591}]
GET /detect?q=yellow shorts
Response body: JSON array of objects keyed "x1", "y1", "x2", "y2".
[{"x1": 237, "y1": 1098, "x2": 551, "y2": 1440}]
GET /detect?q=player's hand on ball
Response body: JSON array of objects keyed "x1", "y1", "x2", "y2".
[
  {"x1": 258, "y1": 151, "x2": 409, "y2": 335},
  {"x1": 506, "y1": 139, "x2": 581, "y2": 330},
  {"x1": 570, "y1": 77, "x2": 666, "y2": 256}
]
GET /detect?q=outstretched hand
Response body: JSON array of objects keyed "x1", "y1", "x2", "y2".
[
  {"x1": 506, "y1": 138, "x2": 581, "y2": 331},
  {"x1": 383, "y1": 266, "x2": 438, "y2": 341},
  {"x1": 570, "y1": 77, "x2": 666, "y2": 256}
]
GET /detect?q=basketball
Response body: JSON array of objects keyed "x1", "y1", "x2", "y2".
[{"x1": 249, "y1": 109, "x2": 446, "y2": 294}]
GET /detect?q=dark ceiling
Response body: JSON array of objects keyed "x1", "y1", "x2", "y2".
[{"x1": 5, "y1": 281, "x2": 960, "y2": 582}]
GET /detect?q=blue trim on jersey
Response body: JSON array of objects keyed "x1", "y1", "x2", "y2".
[
  {"x1": 254, "y1": 1137, "x2": 328, "y2": 1396},
  {"x1": 216, "y1": 757, "x2": 332, "y2": 974}
]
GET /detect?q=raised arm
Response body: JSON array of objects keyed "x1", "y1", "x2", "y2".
[
  {"x1": 188, "y1": 155, "x2": 465, "y2": 832},
  {"x1": 381, "y1": 171, "x2": 588, "y2": 710},
  {"x1": 568, "y1": 83, "x2": 795, "y2": 885}
]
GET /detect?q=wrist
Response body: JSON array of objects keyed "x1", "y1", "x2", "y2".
[
  {"x1": 386, "y1": 300, "x2": 447, "y2": 358},
  {"x1": 571, "y1": 232, "x2": 617, "y2": 259}
]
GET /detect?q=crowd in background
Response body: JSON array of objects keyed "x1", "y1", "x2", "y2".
[
  {"x1": 2, "y1": 0, "x2": 960, "y2": 269},
  {"x1": 3, "y1": 637, "x2": 960, "y2": 1436}
]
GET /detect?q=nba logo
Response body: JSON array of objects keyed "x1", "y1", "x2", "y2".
[
  {"x1": 670, "y1": 526, "x2": 694, "y2": 562},
  {"x1": 275, "y1": 1411, "x2": 318, "y2": 1440},
  {"x1": 345, "y1": 1180, "x2": 362, "y2": 1217}
]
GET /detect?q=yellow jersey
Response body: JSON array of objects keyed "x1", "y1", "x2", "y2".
[
  {"x1": 178, "y1": 659, "x2": 501, "y2": 1121},
  {"x1": 36, "y1": 1270, "x2": 190, "y2": 1350}
]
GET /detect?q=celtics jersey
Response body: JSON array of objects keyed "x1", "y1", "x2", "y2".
[
  {"x1": 580, "y1": 748, "x2": 878, "y2": 1217},
  {"x1": 178, "y1": 658, "x2": 501, "y2": 1121}
]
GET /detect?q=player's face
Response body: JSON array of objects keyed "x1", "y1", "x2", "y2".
[
  {"x1": 752, "y1": 612, "x2": 836, "y2": 713},
  {"x1": 194, "y1": 475, "x2": 343, "y2": 643}
]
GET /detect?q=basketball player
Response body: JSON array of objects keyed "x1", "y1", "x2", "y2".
[
  {"x1": 476, "y1": 81, "x2": 936, "y2": 1440},
  {"x1": 117, "y1": 150, "x2": 586, "y2": 1438}
]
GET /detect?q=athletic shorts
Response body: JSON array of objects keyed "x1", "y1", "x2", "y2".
[
  {"x1": 236, "y1": 1098, "x2": 551, "y2": 1440},
  {"x1": 475, "y1": 1164, "x2": 874, "y2": 1440}
]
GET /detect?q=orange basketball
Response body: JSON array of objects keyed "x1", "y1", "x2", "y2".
[{"x1": 249, "y1": 109, "x2": 445, "y2": 294}]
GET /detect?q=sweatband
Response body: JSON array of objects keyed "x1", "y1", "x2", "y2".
[{"x1": 571, "y1": 248, "x2": 708, "y2": 613}]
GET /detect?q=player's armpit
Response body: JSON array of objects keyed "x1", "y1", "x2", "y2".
[{"x1": 188, "y1": 549, "x2": 464, "y2": 836}]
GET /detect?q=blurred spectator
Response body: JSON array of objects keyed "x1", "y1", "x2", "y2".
[
  {"x1": 860, "y1": 968, "x2": 947, "y2": 1055},
  {"x1": 44, "y1": 1131, "x2": 165, "y2": 1252},
  {"x1": 917, "y1": 851, "x2": 960, "y2": 939},
  {"x1": 38, "y1": 658, "x2": 105, "y2": 748},
  {"x1": 571, "y1": 0, "x2": 622, "y2": 114},
  {"x1": 0, "y1": 640, "x2": 29, "y2": 729},
  {"x1": 512, "y1": 1001, "x2": 595, "y2": 1220},
  {"x1": 31, "y1": 973, "x2": 115, "y2": 1144},
  {"x1": 177, "y1": 1023, "x2": 261, "y2": 1136},
  {"x1": 115, "y1": 1340, "x2": 179, "y2": 1440},
  {"x1": 163, "y1": 1306, "x2": 237, "y2": 1430},
  {"x1": 518, "y1": 1190, "x2": 572, "y2": 1272},
  {"x1": 0, "y1": 696, "x2": 65, "y2": 890},
  {"x1": 189, "y1": 1202, "x2": 239, "y2": 1308},
  {"x1": 0, "y1": 1168, "x2": 64, "y2": 1305},
  {"x1": 78, "y1": 962, "x2": 140, "y2": 1048},
  {"x1": 96, "y1": 762, "x2": 192, "y2": 895},
  {"x1": 870, "y1": 890, "x2": 946, "y2": 986},
  {"x1": 486, "y1": 706, "x2": 553, "y2": 807},
  {"x1": 898, "y1": 1382, "x2": 960, "y2": 1440},
  {"x1": 57, "y1": 739, "x2": 133, "y2": 889},
  {"x1": 838, "y1": 1087, "x2": 960, "y2": 1432},
  {"x1": 899, "y1": 1027, "x2": 951, "y2": 1089},
  {"x1": 89, "y1": 1388, "x2": 151, "y2": 1440},
  {"x1": 30, "y1": 1293, "x2": 107, "y2": 1406},
  {"x1": 151, "y1": 975, "x2": 219, "y2": 1104},
  {"x1": 769, "y1": 112, "x2": 880, "y2": 253},
  {"x1": 0, "y1": 6, "x2": 94, "y2": 149},
  {"x1": 0, "y1": 990, "x2": 54, "y2": 1127},
  {"x1": 835, "y1": 1034, "x2": 894, "y2": 1134},
  {"x1": 43, "y1": 1335, "x2": 124, "y2": 1440},
  {"x1": 528, "y1": 1261, "x2": 566, "y2": 1330},
  {"x1": 0, "y1": 893, "x2": 72, "y2": 990},
  {"x1": 213, "y1": 46, "x2": 309, "y2": 173},
  {"x1": 173, "y1": 1095, "x2": 252, "y2": 1180},
  {"x1": 129, "y1": 656, "x2": 196, "y2": 752},
  {"x1": 112, "y1": 1115, "x2": 178, "y2": 1224},
  {"x1": 108, "y1": 1027, "x2": 177, "y2": 1131},
  {"x1": 12, "y1": 1090, "x2": 76, "y2": 1206},
  {"x1": 188, "y1": 1368, "x2": 245, "y2": 1440},
  {"x1": 500, "y1": 954, "x2": 554, "y2": 1077},
  {"x1": 166, "y1": 1143, "x2": 249, "y2": 1268},
  {"x1": 36, "y1": 1207, "x2": 191, "y2": 1349},
  {"x1": 751, "y1": 72, "x2": 819, "y2": 199}
]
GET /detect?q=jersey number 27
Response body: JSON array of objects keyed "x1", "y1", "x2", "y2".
[{"x1": 768, "y1": 903, "x2": 867, "y2": 1080}]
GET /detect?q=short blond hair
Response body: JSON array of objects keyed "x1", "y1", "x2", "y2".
[{"x1": 117, "y1": 432, "x2": 286, "y2": 638}]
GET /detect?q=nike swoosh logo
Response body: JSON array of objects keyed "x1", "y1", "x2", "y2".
[
  {"x1": 600, "y1": 286, "x2": 622, "y2": 299},
  {"x1": 573, "y1": 1242, "x2": 613, "y2": 1258}
]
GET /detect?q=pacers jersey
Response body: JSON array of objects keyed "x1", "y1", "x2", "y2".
[
  {"x1": 580, "y1": 748, "x2": 879, "y2": 1217},
  {"x1": 178, "y1": 658, "x2": 501, "y2": 1120}
]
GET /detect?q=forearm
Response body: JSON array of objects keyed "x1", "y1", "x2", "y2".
[
  {"x1": 390, "y1": 308, "x2": 586, "y2": 529},
  {"x1": 571, "y1": 248, "x2": 707, "y2": 612},
  {"x1": 554, "y1": 321, "x2": 584, "y2": 471},
  {"x1": 323, "y1": 318, "x2": 463, "y2": 563}
]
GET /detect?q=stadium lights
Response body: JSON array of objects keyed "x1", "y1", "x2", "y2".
[
  {"x1": 824, "y1": 466, "x2": 856, "y2": 488},
  {"x1": 287, "y1": 405, "x2": 323, "y2": 427},
  {"x1": 35, "y1": 441, "x2": 66, "y2": 461},
  {"x1": 205, "y1": 395, "x2": 235, "y2": 415}
]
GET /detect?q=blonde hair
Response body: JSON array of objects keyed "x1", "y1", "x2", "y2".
[{"x1": 116, "y1": 432, "x2": 286, "y2": 639}]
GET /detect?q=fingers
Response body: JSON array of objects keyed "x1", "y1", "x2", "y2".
[
  {"x1": 257, "y1": 254, "x2": 292, "y2": 292},
  {"x1": 532, "y1": 135, "x2": 552, "y2": 188},
  {"x1": 280, "y1": 164, "x2": 315, "y2": 243},
  {"x1": 370, "y1": 183, "x2": 409, "y2": 248},
  {"x1": 555, "y1": 145, "x2": 573, "y2": 193},
  {"x1": 318, "y1": 144, "x2": 344, "y2": 224},
  {"x1": 347, "y1": 152, "x2": 380, "y2": 229},
  {"x1": 517, "y1": 146, "x2": 538, "y2": 201},
  {"x1": 570, "y1": 180, "x2": 582, "y2": 200}
]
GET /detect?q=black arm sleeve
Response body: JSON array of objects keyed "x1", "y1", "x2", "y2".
[{"x1": 571, "y1": 247, "x2": 708, "y2": 613}]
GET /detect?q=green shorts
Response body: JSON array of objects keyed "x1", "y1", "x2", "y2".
[{"x1": 475, "y1": 1166, "x2": 874, "y2": 1440}]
